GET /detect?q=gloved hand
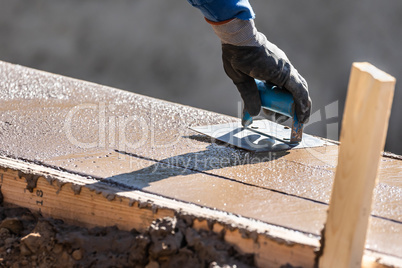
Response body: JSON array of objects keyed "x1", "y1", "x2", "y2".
[{"x1": 207, "y1": 18, "x2": 311, "y2": 124}]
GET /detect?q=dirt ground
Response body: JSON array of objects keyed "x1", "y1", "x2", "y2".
[{"x1": 0, "y1": 199, "x2": 256, "y2": 268}]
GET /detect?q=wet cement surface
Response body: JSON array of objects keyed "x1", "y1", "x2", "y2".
[{"x1": 1, "y1": 61, "x2": 401, "y2": 258}]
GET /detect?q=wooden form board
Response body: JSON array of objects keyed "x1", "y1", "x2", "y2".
[{"x1": 320, "y1": 63, "x2": 396, "y2": 267}]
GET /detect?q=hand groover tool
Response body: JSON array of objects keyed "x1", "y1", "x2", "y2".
[
  {"x1": 191, "y1": 79, "x2": 330, "y2": 152},
  {"x1": 242, "y1": 79, "x2": 303, "y2": 144}
]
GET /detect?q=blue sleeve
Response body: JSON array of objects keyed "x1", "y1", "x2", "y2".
[{"x1": 187, "y1": 0, "x2": 255, "y2": 22}]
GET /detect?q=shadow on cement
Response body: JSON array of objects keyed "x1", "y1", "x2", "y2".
[{"x1": 101, "y1": 136, "x2": 289, "y2": 190}]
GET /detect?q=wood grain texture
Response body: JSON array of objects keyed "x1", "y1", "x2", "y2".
[
  {"x1": 0, "y1": 169, "x2": 174, "y2": 231},
  {"x1": 319, "y1": 62, "x2": 396, "y2": 268}
]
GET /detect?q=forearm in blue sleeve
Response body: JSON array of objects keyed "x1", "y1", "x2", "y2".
[{"x1": 187, "y1": 0, "x2": 255, "y2": 22}]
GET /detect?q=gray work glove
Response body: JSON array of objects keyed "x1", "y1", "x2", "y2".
[{"x1": 208, "y1": 18, "x2": 311, "y2": 124}]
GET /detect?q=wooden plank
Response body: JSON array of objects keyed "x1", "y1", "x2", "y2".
[
  {"x1": 319, "y1": 63, "x2": 396, "y2": 267},
  {"x1": 0, "y1": 169, "x2": 175, "y2": 231}
]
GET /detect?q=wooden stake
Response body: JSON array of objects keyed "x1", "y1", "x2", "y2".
[{"x1": 319, "y1": 62, "x2": 396, "y2": 267}]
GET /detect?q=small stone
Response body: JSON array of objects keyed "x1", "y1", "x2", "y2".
[
  {"x1": 0, "y1": 228, "x2": 11, "y2": 239},
  {"x1": 21, "y1": 213, "x2": 35, "y2": 222},
  {"x1": 21, "y1": 233, "x2": 41, "y2": 254},
  {"x1": 145, "y1": 260, "x2": 160, "y2": 268},
  {"x1": 0, "y1": 218, "x2": 23, "y2": 235},
  {"x1": 11, "y1": 262, "x2": 19, "y2": 268},
  {"x1": 21, "y1": 260, "x2": 29, "y2": 266},
  {"x1": 52, "y1": 244, "x2": 63, "y2": 254},
  {"x1": 71, "y1": 249, "x2": 83, "y2": 261},
  {"x1": 19, "y1": 244, "x2": 32, "y2": 256},
  {"x1": 61, "y1": 251, "x2": 69, "y2": 262},
  {"x1": 5, "y1": 237, "x2": 15, "y2": 246}
]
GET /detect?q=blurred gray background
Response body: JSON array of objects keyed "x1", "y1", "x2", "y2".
[{"x1": 1, "y1": 0, "x2": 401, "y2": 154}]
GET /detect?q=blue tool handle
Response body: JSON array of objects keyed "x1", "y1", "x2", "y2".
[
  {"x1": 255, "y1": 79, "x2": 295, "y2": 118},
  {"x1": 242, "y1": 79, "x2": 295, "y2": 126}
]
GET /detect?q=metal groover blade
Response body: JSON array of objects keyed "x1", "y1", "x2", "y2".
[{"x1": 190, "y1": 120, "x2": 331, "y2": 152}]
